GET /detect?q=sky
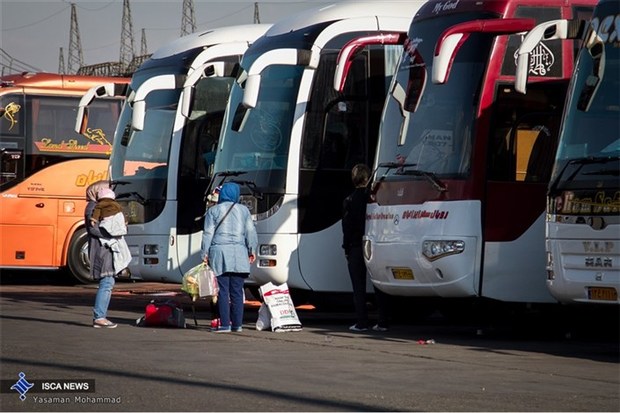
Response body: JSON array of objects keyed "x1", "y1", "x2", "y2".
[{"x1": 1, "y1": 0, "x2": 336, "y2": 74}]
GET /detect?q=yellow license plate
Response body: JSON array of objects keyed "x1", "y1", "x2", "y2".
[
  {"x1": 588, "y1": 287, "x2": 618, "y2": 301},
  {"x1": 391, "y1": 268, "x2": 414, "y2": 280}
]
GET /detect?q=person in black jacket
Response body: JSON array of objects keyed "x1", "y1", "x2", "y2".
[{"x1": 342, "y1": 164, "x2": 390, "y2": 332}]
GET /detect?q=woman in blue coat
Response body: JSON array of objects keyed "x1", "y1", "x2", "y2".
[{"x1": 201, "y1": 182, "x2": 258, "y2": 332}]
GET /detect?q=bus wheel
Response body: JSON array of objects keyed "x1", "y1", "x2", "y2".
[{"x1": 67, "y1": 228, "x2": 94, "y2": 284}]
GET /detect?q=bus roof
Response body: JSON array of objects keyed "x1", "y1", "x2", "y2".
[
  {"x1": 0, "y1": 72, "x2": 129, "y2": 95},
  {"x1": 265, "y1": 0, "x2": 425, "y2": 37},
  {"x1": 415, "y1": 0, "x2": 595, "y2": 21},
  {"x1": 150, "y1": 24, "x2": 273, "y2": 60}
]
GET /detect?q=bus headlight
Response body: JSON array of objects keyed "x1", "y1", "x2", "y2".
[
  {"x1": 144, "y1": 244, "x2": 159, "y2": 255},
  {"x1": 259, "y1": 244, "x2": 277, "y2": 256},
  {"x1": 422, "y1": 240, "x2": 464, "y2": 261}
]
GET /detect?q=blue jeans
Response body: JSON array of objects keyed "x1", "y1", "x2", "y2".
[
  {"x1": 217, "y1": 273, "x2": 247, "y2": 329},
  {"x1": 93, "y1": 276, "x2": 115, "y2": 320}
]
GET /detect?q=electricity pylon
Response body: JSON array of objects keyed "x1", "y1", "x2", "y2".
[
  {"x1": 181, "y1": 0, "x2": 196, "y2": 36},
  {"x1": 254, "y1": 2, "x2": 261, "y2": 24},
  {"x1": 67, "y1": 3, "x2": 83, "y2": 74},
  {"x1": 58, "y1": 47, "x2": 66, "y2": 74},
  {"x1": 120, "y1": 0, "x2": 135, "y2": 71}
]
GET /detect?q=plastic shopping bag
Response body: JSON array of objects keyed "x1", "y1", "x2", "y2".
[
  {"x1": 258, "y1": 282, "x2": 302, "y2": 332},
  {"x1": 182, "y1": 263, "x2": 219, "y2": 300},
  {"x1": 198, "y1": 264, "x2": 219, "y2": 298},
  {"x1": 181, "y1": 264, "x2": 201, "y2": 300}
]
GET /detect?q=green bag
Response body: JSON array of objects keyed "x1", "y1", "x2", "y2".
[{"x1": 181, "y1": 263, "x2": 203, "y2": 300}]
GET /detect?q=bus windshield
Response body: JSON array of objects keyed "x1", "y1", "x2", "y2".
[
  {"x1": 214, "y1": 53, "x2": 304, "y2": 192},
  {"x1": 376, "y1": 12, "x2": 496, "y2": 179},
  {"x1": 110, "y1": 65, "x2": 183, "y2": 204},
  {"x1": 552, "y1": 8, "x2": 620, "y2": 188}
]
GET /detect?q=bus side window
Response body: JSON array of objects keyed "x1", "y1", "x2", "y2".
[
  {"x1": 488, "y1": 83, "x2": 564, "y2": 183},
  {"x1": 488, "y1": 109, "x2": 517, "y2": 181},
  {"x1": 35, "y1": 108, "x2": 56, "y2": 140},
  {"x1": 0, "y1": 149, "x2": 24, "y2": 188},
  {"x1": 523, "y1": 115, "x2": 561, "y2": 182}
]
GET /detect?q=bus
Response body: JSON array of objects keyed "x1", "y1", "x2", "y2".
[
  {"x1": 515, "y1": 0, "x2": 619, "y2": 304},
  {"x1": 80, "y1": 25, "x2": 271, "y2": 283},
  {"x1": 0, "y1": 72, "x2": 128, "y2": 283},
  {"x1": 209, "y1": 0, "x2": 426, "y2": 301},
  {"x1": 364, "y1": 0, "x2": 597, "y2": 306}
]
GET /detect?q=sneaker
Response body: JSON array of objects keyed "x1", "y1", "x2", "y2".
[
  {"x1": 372, "y1": 324, "x2": 389, "y2": 332},
  {"x1": 232, "y1": 326, "x2": 243, "y2": 332},
  {"x1": 349, "y1": 324, "x2": 368, "y2": 332},
  {"x1": 212, "y1": 327, "x2": 231, "y2": 333},
  {"x1": 93, "y1": 318, "x2": 117, "y2": 329}
]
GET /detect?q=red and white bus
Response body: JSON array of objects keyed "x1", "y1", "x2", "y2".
[
  {"x1": 0, "y1": 72, "x2": 128, "y2": 283},
  {"x1": 365, "y1": 0, "x2": 596, "y2": 305}
]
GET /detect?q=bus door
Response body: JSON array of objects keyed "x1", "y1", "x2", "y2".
[{"x1": 483, "y1": 82, "x2": 566, "y2": 301}]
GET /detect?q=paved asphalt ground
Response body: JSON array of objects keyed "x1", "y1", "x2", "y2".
[{"x1": 0, "y1": 271, "x2": 618, "y2": 412}]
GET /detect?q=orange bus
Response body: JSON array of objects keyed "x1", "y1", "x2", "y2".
[{"x1": 0, "y1": 72, "x2": 129, "y2": 283}]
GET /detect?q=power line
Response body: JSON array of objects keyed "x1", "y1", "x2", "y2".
[
  {"x1": 0, "y1": 49, "x2": 42, "y2": 75},
  {"x1": 1, "y1": 5, "x2": 70, "y2": 31}
]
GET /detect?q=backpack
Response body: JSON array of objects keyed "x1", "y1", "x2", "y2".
[{"x1": 136, "y1": 299, "x2": 186, "y2": 328}]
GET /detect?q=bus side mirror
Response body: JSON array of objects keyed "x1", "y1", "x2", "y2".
[
  {"x1": 75, "y1": 107, "x2": 89, "y2": 135},
  {"x1": 243, "y1": 74, "x2": 261, "y2": 109},
  {"x1": 433, "y1": 18, "x2": 536, "y2": 84},
  {"x1": 132, "y1": 101, "x2": 146, "y2": 131},
  {"x1": 181, "y1": 62, "x2": 226, "y2": 118},
  {"x1": 333, "y1": 33, "x2": 405, "y2": 93},
  {"x1": 75, "y1": 82, "x2": 119, "y2": 134},
  {"x1": 515, "y1": 19, "x2": 571, "y2": 94}
]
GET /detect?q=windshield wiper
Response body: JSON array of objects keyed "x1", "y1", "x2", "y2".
[
  {"x1": 211, "y1": 170, "x2": 248, "y2": 188},
  {"x1": 377, "y1": 161, "x2": 417, "y2": 170},
  {"x1": 232, "y1": 179, "x2": 264, "y2": 200},
  {"x1": 369, "y1": 161, "x2": 417, "y2": 191},
  {"x1": 399, "y1": 169, "x2": 447, "y2": 193},
  {"x1": 373, "y1": 161, "x2": 417, "y2": 181},
  {"x1": 207, "y1": 170, "x2": 249, "y2": 194},
  {"x1": 116, "y1": 191, "x2": 147, "y2": 204},
  {"x1": 214, "y1": 170, "x2": 248, "y2": 178},
  {"x1": 550, "y1": 156, "x2": 620, "y2": 192}
]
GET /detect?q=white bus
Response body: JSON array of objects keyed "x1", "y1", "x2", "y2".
[
  {"x1": 209, "y1": 1, "x2": 426, "y2": 302},
  {"x1": 515, "y1": 0, "x2": 620, "y2": 304},
  {"x1": 364, "y1": 0, "x2": 596, "y2": 306},
  {"x1": 76, "y1": 25, "x2": 271, "y2": 282}
]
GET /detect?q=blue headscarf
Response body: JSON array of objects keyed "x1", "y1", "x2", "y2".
[{"x1": 218, "y1": 182, "x2": 240, "y2": 204}]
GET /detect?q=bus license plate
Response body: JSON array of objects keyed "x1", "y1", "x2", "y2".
[
  {"x1": 391, "y1": 268, "x2": 414, "y2": 280},
  {"x1": 588, "y1": 287, "x2": 618, "y2": 301}
]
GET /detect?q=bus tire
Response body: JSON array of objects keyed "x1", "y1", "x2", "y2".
[{"x1": 67, "y1": 228, "x2": 94, "y2": 284}]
